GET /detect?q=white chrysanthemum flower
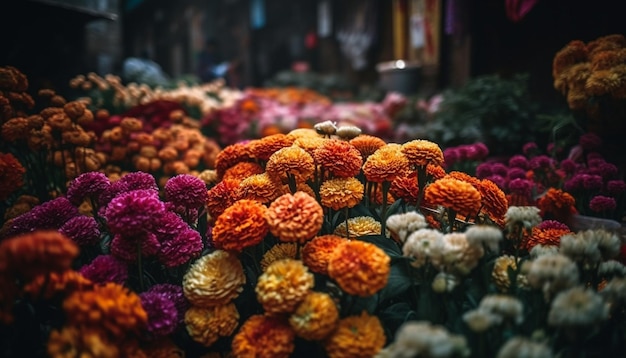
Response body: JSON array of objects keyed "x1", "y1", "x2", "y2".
[
  {"x1": 599, "y1": 277, "x2": 626, "y2": 314},
  {"x1": 504, "y1": 206, "x2": 542, "y2": 232},
  {"x1": 387, "y1": 211, "x2": 428, "y2": 243},
  {"x1": 590, "y1": 229, "x2": 621, "y2": 260},
  {"x1": 432, "y1": 272, "x2": 460, "y2": 293},
  {"x1": 598, "y1": 260, "x2": 626, "y2": 278},
  {"x1": 430, "y1": 233, "x2": 484, "y2": 276},
  {"x1": 462, "y1": 309, "x2": 502, "y2": 332},
  {"x1": 376, "y1": 321, "x2": 469, "y2": 358},
  {"x1": 496, "y1": 336, "x2": 553, "y2": 358},
  {"x1": 530, "y1": 244, "x2": 559, "y2": 259},
  {"x1": 335, "y1": 125, "x2": 362, "y2": 139},
  {"x1": 559, "y1": 232, "x2": 602, "y2": 265},
  {"x1": 478, "y1": 295, "x2": 524, "y2": 325},
  {"x1": 548, "y1": 286, "x2": 608, "y2": 327},
  {"x1": 527, "y1": 254, "x2": 579, "y2": 300},
  {"x1": 402, "y1": 228, "x2": 444, "y2": 268},
  {"x1": 465, "y1": 225, "x2": 503, "y2": 252}
]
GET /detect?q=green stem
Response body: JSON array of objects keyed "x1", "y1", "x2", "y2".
[
  {"x1": 381, "y1": 181, "x2": 390, "y2": 236},
  {"x1": 344, "y1": 207, "x2": 350, "y2": 240}
]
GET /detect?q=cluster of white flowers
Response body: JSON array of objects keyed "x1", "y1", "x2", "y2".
[{"x1": 375, "y1": 321, "x2": 469, "y2": 358}]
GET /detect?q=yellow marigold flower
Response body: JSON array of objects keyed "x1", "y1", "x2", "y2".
[
  {"x1": 328, "y1": 240, "x2": 390, "y2": 296},
  {"x1": 260, "y1": 243, "x2": 299, "y2": 271},
  {"x1": 349, "y1": 134, "x2": 386, "y2": 160},
  {"x1": 333, "y1": 216, "x2": 383, "y2": 238},
  {"x1": 302, "y1": 235, "x2": 347, "y2": 275},
  {"x1": 324, "y1": 311, "x2": 385, "y2": 358},
  {"x1": 289, "y1": 292, "x2": 339, "y2": 340},
  {"x1": 424, "y1": 177, "x2": 482, "y2": 217},
  {"x1": 266, "y1": 191, "x2": 323, "y2": 243},
  {"x1": 313, "y1": 139, "x2": 363, "y2": 178},
  {"x1": 212, "y1": 199, "x2": 269, "y2": 252},
  {"x1": 237, "y1": 173, "x2": 283, "y2": 204},
  {"x1": 23, "y1": 270, "x2": 92, "y2": 300},
  {"x1": 222, "y1": 161, "x2": 265, "y2": 182},
  {"x1": 183, "y1": 250, "x2": 245, "y2": 307},
  {"x1": 248, "y1": 134, "x2": 295, "y2": 161},
  {"x1": 47, "y1": 326, "x2": 119, "y2": 358},
  {"x1": 215, "y1": 142, "x2": 253, "y2": 179},
  {"x1": 293, "y1": 136, "x2": 328, "y2": 157},
  {"x1": 363, "y1": 144, "x2": 410, "y2": 183},
  {"x1": 256, "y1": 259, "x2": 314, "y2": 314},
  {"x1": 232, "y1": 315, "x2": 296, "y2": 358},
  {"x1": 0, "y1": 152, "x2": 26, "y2": 201},
  {"x1": 478, "y1": 179, "x2": 509, "y2": 223},
  {"x1": 287, "y1": 127, "x2": 319, "y2": 139},
  {"x1": 401, "y1": 139, "x2": 444, "y2": 167},
  {"x1": 319, "y1": 177, "x2": 364, "y2": 211},
  {"x1": 492, "y1": 255, "x2": 529, "y2": 292},
  {"x1": 266, "y1": 146, "x2": 315, "y2": 184},
  {"x1": 198, "y1": 169, "x2": 219, "y2": 186},
  {"x1": 63, "y1": 282, "x2": 147, "y2": 338},
  {"x1": 185, "y1": 303, "x2": 240, "y2": 347},
  {"x1": 206, "y1": 178, "x2": 241, "y2": 222}
]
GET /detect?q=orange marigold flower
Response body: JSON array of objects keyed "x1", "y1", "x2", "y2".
[
  {"x1": 256, "y1": 259, "x2": 314, "y2": 314},
  {"x1": 0, "y1": 230, "x2": 78, "y2": 279},
  {"x1": 477, "y1": 179, "x2": 509, "y2": 223},
  {"x1": 282, "y1": 182, "x2": 316, "y2": 197},
  {"x1": 63, "y1": 282, "x2": 147, "y2": 338},
  {"x1": 363, "y1": 144, "x2": 410, "y2": 183},
  {"x1": 1, "y1": 117, "x2": 30, "y2": 141},
  {"x1": 0, "y1": 152, "x2": 26, "y2": 201},
  {"x1": 260, "y1": 243, "x2": 299, "y2": 271},
  {"x1": 328, "y1": 240, "x2": 390, "y2": 296},
  {"x1": 313, "y1": 139, "x2": 363, "y2": 178},
  {"x1": 183, "y1": 250, "x2": 246, "y2": 307},
  {"x1": 212, "y1": 199, "x2": 269, "y2": 252},
  {"x1": 237, "y1": 173, "x2": 284, "y2": 204},
  {"x1": 369, "y1": 183, "x2": 396, "y2": 206},
  {"x1": 289, "y1": 292, "x2": 339, "y2": 340},
  {"x1": 23, "y1": 270, "x2": 92, "y2": 300},
  {"x1": 287, "y1": 127, "x2": 319, "y2": 139},
  {"x1": 302, "y1": 235, "x2": 347, "y2": 275},
  {"x1": 401, "y1": 139, "x2": 444, "y2": 167},
  {"x1": 47, "y1": 326, "x2": 119, "y2": 358},
  {"x1": 525, "y1": 226, "x2": 572, "y2": 251},
  {"x1": 293, "y1": 136, "x2": 328, "y2": 157},
  {"x1": 447, "y1": 171, "x2": 482, "y2": 187},
  {"x1": 206, "y1": 178, "x2": 241, "y2": 222},
  {"x1": 552, "y1": 40, "x2": 588, "y2": 78},
  {"x1": 585, "y1": 69, "x2": 623, "y2": 96},
  {"x1": 424, "y1": 177, "x2": 482, "y2": 217},
  {"x1": 232, "y1": 314, "x2": 296, "y2": 358},
  {"x1": 537, "y1": 188, "x2": 577, "y2": 223},
  {"x1": 427, "y1": 164, "x2": 447, "y2": 179},
  {"x1": 141, "y1": 339, "x2": 185, "y2": 358},
  {"x1": 222, "y1": 161, "x2": 265, "y2": 182},
  {"x1": 390, "y1": 172, "x2": 419, "y2": 205},
  {"x1": 266, "y1": 192, "x2": 323, "y2": 243},
  {"x1": 185, "y1": 303, "x2": 240, "y2": 347},
  {"x1": 333, "y1": 216, "x2": 383, "y2": 238},
  {"x1": 349, "y1": 134, "x2": 386, "y2": 161},
  {"x1": 266, "y1": 146, "x2": 315, "y2": 183},
  {"x1": 324, "y1": 311, "x2": 385, "y2": 358},
  {"x1": 319, "y1": 177, "x2": 364, "y2": 211},
  {"x1": 215, "y1": 142, "x2": 253, "y2": 179},
  {"x1": 248, "y1": 134, "x2": 295, "y2": 161}
]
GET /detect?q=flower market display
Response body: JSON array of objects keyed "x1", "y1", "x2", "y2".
[{"x1": 1, "y1": 34, "x2": 626, "y2": 358}]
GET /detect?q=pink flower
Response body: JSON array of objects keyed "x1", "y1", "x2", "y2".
[
  {"x1": 110, "y1": 232, "x2": 161, "y2": 261},
  {"x1": 476, "y1": 163, "x2": 493, "y2": 178},
  {"x1": 79, "y1": 255, "x2": 128, "y2": 284},
  {"x1": 66, "y1": 172, "x2": 111, "y2": 206},
  {"x1": 59, "y1": 215, "x2": 100, "y2": 246},
  {"x1": 537, "y1": 220, "x2": 569, "y2": 230},
  {"x1": 165, "y1": 174, "x2": 208, "y2": 209},
  {"x1": 158, "y1": 229, "x2": 203, "y2": 268},
  {"x1": 579, "y1": 133, "x2": 602, "y2": 151},
  {"x1": 140, "y1": 291, "x2": 178, "y2": 337},
  {"x1": 104, "y1": 189, "x2": 166, "y2": 235},
  {"x1": 589, "y1": 195, "x2": 617, "y2": 212},
  {"x1": 508, "y1": 155, "x2": 529, "y2": 169},
  {"x1": 607, "y1": 180, "x2": 626, "y2": 196}
]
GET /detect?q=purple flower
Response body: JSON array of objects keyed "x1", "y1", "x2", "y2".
[
  {"x1": 118, "y1": 171, "x2": 158, "y2": 192},
  {"x1": 537, "y1": 220, "x2": 569, "y2": 230},
  {"x1": 154, "y1": 211, "x2": 189, "y2": 241},
  {"x1": 582, "y1": 174, "x2": 603, "y2": 191},
  {"x1": 529, "y1": 155, "x2": 553, "y2": 170},
  {"x1": 579, "y1": 133, "x2": 602, "y2": 151},
  {"x1": 522, "y1": 142, "x2": 538, "y2": 156},
  {"x1": 491, "y1": 163, "x2": 508, "y2": 177},
  {"x1": 598, "y1": 163, "x2": 619, "y2": 180},
  {"x1": 158, "y1": 229, "x2": 203, "y2": 268},
  {"x1": 164, "y1": 174, "x2": 208, "y2": 209},
  {"x1": 104, "y1": 189, "x2": 166, "y2": 235},
  {"x1": 149, "y1": 284, "x2": 189, "y2": 325},
  {"x1": 507, "y1": 167, "x2": 527, "y2": 181},
  {"x1": 508, "y1": 155, "x2": 529, "y2": 170},
  {"x1": 66, "y1": 172, "x2": 111, "y2": 206},
  {"x1": 139, "y1": 292, "x2": 178, "y2": 337},
  {"x1": 486, "y1": 175, "x2": 507, "y2": 190},
  {"x1": 508, "y1": 178, "x2": 533, "y2": 196},
  {"x1": 4, "y1": 197, "x2": 79, "y2": 237},
  {"x1": 607, "y1": 180, "x2": 626, "y2": 196},
  {"x1": 443, "y1": 148, "x2": 459, "y2": 166},
  {"x1": 559, "y1": 159, "x2": 578, "y2": 174},
  {"x1": 98, "y1": 179, "x2": 131, "y2": 210},
  {"x1": 587, "y1": 158, "x2": 606, "y2": 168},
  {"x1": 110, "y1": 232, "x2": 161, "y2": 261},
  {"x1": 472, "y1": 142, "x2": 489, "y2": 159},
  {"x1": 564, "y1": 174, "x2": 585, "y2": 192},
  {"x1": 476, "y1": 163, "x2": 493, "y2": 179},
  {"x1": 79, "y1": 255, "x2": 128, "y2": 284},
  {"x1": 589, "y1": 195, "x2": 617, "y2": 212},
  {"x1": 59, "y1": 215, "x2": 100, "y2": 246}
]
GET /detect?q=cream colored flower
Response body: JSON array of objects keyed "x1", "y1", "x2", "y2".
[
  {"x1": 559, "y1": 232, "x2": 602, "y2": 265},
  {"x1": 548, "y1": 286, "x2": 608, "y2": 327},
  {"x1": 430, "y1": 233, "x2": 484, "y2": 276},
  {"x1": 183, "y1": 250, "x2": 246, "y2": 307},
  {"x1": 464, "y1": 225, "x2": 503, "y2": 252},
  {"x1": 386, "y1": 212, "x2": 428, "y2": 243},
  {"x1": 598, "y1": 260, "x2": 626, "y2": 278},
  {"x1": 599, "y1": 277, "x2": 626, "y2": 314},
  {"x1": 376, "y1": 321, "x2": 469, "y2": 358},
  {"x1": 335, "y1": 125, "x2": 362, "y2": 139},
  {"x1": 492, "y1": 255, "x2": 529, "y2": 292},
  {"x1": 527, "y1": 254, "x2": 579, "y2": 300},
  {"x1": 478, "y1": 295, "x2": 524, "y2": 325},
  {"x1": 504, "y1": 206, "x2": 542, "y2": 232},
  {"x1": 462, "y1": 309, "x2": 501, "y2": 332},
  {"x1": 530, "y1": 244, "x2": 559, "y2": 258},
  {"x1": 314, "y1": 120, "x2": 337, "y2": 136},
  {"x1": 402, "y1": 228, "x2": 444, "y2": 268},
  {"x1": 496, "y1": 337, "x2": 553, "y2": 358},
  {"x1": 431, "y1": 272, "x2": 460, "y2": 293},
  {"x1": 255, "y1": 259, "x2": 314, "y2": 314}
]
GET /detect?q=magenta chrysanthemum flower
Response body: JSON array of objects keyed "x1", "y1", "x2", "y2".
[
  {"x1": 79, "y1": 255, "x2": 128, "y2": 284},
  {"x1": 529, "y1": 155, "x2": 553, "y2": 170},
  {"x1": 158, "y1": 229, "x2": 203, "y2": 268},
  {"x1": 491, "y1": 163, "x2": 508, "y2": 177},
  {"x1": 486, "y1": 175, "x2": 506, "y2": 190},
  {"x1": 508, "y1": 178, "x2": 533, "y2": 196},
  {"x1": 59, "y1": 215, "x2": 101, "y2": 246},
  {"x1": 118, "y1": 171, "x2": 158, "y2": 192},
  {"x1": 139, "y1": 291, "x2": 178, "y2": 337},
  {"x1": 164, "y1": 174, "x2": 208, "y2": 209},
  {"x1": 154, "y1": 211, "x2": 189, "y2": 240},
  {"x1": 564, "y1": 174, "x2": 584, "y2": 192},
  {"x1": 589, "y1": 195, "x2": 617, "y2": 212},
  {"x1": 607, "y1": 180, "x2": 626, "y2": 196},
  {"x1": 579, "y1": 133, "x2": 602, "y2": 151},
  {"x1": 110, "y1": 232, "x2": 161, "y2": 261},
  {"x1": 537, "y1": 220, "x2": 569, "y2": 230},
  {"x1": 443, "y1": 148, "x2": 459, "y2": 166},
  {"x1": 472, "y1": 142, "x2": 489, "y2": 159},
  {"x1": 507, "y1": 167, "x2": 527, "y2": 181},
  {"x1": 582, "y1": 174, "x2": 603, "y2": 191},
  {"x1": 522, "y1": 142, "x2": 538, "y2": 155},
  {"x1": 559, "y1": 159, "x2": 578, "y2": 174},
  {"x1": 597, "y1": 163, "x2": 619, "y2": 180},
  {"x1": 4, "y1": 197, "x2": 79, "y2": 237},
  {"x1": 508, "y1": 155, "x2": 529, "y2": 169},
  {"x1": 104, "y1": 189, "x2": 166, "y2": 235},
  {"x1": 149, "y1": 283, "x2": 189, "y2": 325},
  {"x1": 66, "y1": 172, "x2": 111, "y2": 206},
  {"x1": 587, "y1": 158, "x2": 606, "y2": 168},
  {"x1": 476, "y1": 163, "x2": 493, "y2": 179}
]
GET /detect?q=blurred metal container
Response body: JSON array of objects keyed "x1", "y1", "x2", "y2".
[{"x1": 376, "y1": 60, "x2": 422, "y2": 95}]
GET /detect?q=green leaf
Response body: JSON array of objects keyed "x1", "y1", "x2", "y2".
[{"x1": 358, "y1": 234, "x2": 402, "y2": 258}]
